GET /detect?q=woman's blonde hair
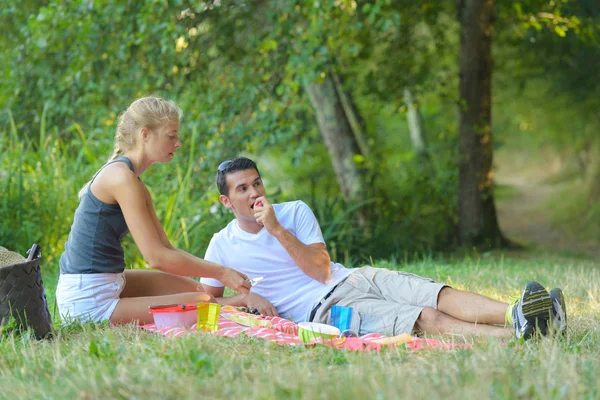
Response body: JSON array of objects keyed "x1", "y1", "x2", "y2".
[
  {"x1": 107, "y1": 96, "x2": 182, "y2": 161},
  {"x1": 79, "y1": 96, "x2": 182, "y2": 198}
]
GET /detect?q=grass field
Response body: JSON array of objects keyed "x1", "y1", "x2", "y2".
[{"x1": 1, "y1": 254, "x2": 599, "y2": 400}]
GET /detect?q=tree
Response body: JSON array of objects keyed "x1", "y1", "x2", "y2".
[
  {"x1": 178, "y1": 1, "x2": 374, "y2": 218},
  {"x1": 403, "y1": 87, "x2": 430, "y2": 162},
  {"x1": 457, "y1": 0, "x2": 509, "y2": 248},
  {"x1": 305, "y1": 73, "x2": 366, "y2": 206}
]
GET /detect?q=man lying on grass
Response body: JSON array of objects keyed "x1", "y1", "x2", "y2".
[{"x1": 201, "y1": 157, "x2": 568, "y2": 340}]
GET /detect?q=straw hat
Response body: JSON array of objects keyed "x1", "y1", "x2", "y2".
[{"x1": 0, "y1": 246, "x2": 26, "y2": 268}]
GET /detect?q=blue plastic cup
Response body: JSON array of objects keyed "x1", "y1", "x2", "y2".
[{"x1": 329, "y1": 305, "x2": 353, "y2": 332}]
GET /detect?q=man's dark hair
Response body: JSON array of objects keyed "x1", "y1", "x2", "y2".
[{"x1": 216, "y1": 157, "x2": 261, "y2": 195}]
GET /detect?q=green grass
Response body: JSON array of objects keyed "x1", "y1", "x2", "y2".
[{"x1": 2, "y1": 255, "x2": 598, "y2": 399}]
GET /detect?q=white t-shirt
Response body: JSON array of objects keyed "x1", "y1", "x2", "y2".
[{"x1": 201, "y1": 200, "x2": 352, "y2": 322}]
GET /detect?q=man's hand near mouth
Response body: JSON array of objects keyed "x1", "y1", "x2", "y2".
[{"x1": 252, "y1": 197, "x2": 283, "y2": 235}]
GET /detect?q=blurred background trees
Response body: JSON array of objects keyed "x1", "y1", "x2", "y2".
[{"x1": 1, "y1": 0, "x2": 598, "y2": 268}]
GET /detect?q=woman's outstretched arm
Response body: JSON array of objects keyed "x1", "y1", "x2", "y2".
[{"x1": 108, "y1": 167, "x2": 251, "y2": 294}]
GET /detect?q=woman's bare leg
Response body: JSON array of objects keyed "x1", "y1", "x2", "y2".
[
  {"x1": 121, "y1": 269, "x2": 204, "y2": 297},
  {"x1": 110, "y1": 292, "x2": 215, "y2": 325},
  {"x1": 110, "y1": 269, "x2": 214, "y2": 325},
  {"x1": 437, "y1": 287, "x2": 509, "y2": 325},
  {"x1": 416, "y1": 307, "x2": 513, "y2": 339}
]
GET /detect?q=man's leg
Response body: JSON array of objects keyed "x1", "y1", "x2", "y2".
[
  {"x1": 354, "y1": 266, "x2": 528, "y2": 338},
  {"x1": 437, "y1": 282, "x2": 555, "y2": 340},
  {"x1": 416, "y1": 307, "x2": 513, "y2": 338},
  {"x1": 354, "y1": 266, "x2": 509, "y2": 328},
  {"x1": 311, "y1": 269, "x2": 512, "y2": 338},
  {"x1": 437, "y1": 287, "x2": 508, "y2": 325}
]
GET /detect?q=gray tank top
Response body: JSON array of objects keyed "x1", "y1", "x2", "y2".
[{"x1": 59, "y1": 156, "x2": 136, "y2": 274}]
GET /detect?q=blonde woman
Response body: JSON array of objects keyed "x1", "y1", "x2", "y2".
[{"x1": 56, "y1": 96, "x2": 250, "y2": 325}]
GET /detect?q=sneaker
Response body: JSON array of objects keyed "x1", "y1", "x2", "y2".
[
  {"x1": 549, "y1": 287, "x2": 567, "y2": 337},
  {"x1": 506, "y1": 281, "x2": 553, "y2": 340}
]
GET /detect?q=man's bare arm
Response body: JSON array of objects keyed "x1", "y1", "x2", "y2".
[
  {"x1": 253, "y1": 197, "x2": 331, "y2": 283},
  {"x1": 272, "y1": 233, "x2": 330, "y2": 283}
]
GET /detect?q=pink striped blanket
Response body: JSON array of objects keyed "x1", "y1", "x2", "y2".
[{"x1": 141, "y1": 307, "x2": 471, "y2": 352}]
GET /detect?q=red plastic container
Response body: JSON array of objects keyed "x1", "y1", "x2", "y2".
[{"x1": 149, "y1": 304, "x2": 198, "y2": 329}]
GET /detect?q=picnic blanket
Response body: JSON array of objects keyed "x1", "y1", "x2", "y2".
[{"x1": 141, "y1": 306, "x2": 471, "y2": 352}]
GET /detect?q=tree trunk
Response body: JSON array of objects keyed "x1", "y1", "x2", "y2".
[
  {"x1": 331, "y1": 71, "x2": 370, "y2": 158},
  {"x1": 403, "y1": 87, "x2": 435, "y2": 175},
  {"x1": 457, "y1": 0, "x2": 508, "y2": 248},
  {"x1": 404, "y1": 87, "x2": 428, "y2": 157},
  {"x1": 305, "y1": 73, "x2": 366, "y2": 211},
  {"x1": 588, "y1": 141, "x2": 600, "y2": 205}
]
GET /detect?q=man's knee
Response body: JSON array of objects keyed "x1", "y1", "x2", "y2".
[
  {"x1": 418, "y1": 307, "x2": 440, "y2": 323},
  {"x1": 415, "y1": 307, "x2": 446, "y2": 332}
]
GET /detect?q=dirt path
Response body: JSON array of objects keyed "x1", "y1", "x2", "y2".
[{"x1": 495, "y1": 153, "x2": 600, "y2": 260}]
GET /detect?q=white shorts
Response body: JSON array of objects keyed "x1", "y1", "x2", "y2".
[{"x1": 56, "y1": 272, "x2": 126, "y2": 323}]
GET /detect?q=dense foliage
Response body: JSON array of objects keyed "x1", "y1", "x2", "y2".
[{"x1": 1, "y1": 0, "x2": 598, "y2": 268}]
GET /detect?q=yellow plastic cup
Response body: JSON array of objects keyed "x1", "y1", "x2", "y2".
[{"x1": 196, "y1": 302, "x2": 221, "y2": 332}]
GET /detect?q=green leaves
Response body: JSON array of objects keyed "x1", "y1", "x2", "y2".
[{"x1": 2, "y1": 0, "x2": 598, "y2": 259}]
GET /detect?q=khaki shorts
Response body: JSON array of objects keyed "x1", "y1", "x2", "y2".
[{"x1": 311, "y1": 266, "x2": 446, "y2": 336}]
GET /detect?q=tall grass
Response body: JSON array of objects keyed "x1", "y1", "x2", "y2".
[
  {"x1": 0, "y1": 112, "x2": 231, "y2": 274},
  {"x1": 0, "y1": 110, "x2": 95, "y2": 265}
]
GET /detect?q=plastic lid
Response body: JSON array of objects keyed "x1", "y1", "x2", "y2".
[{"x1": 148, "y1": 303, "x2": 198, "y2": 313}]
